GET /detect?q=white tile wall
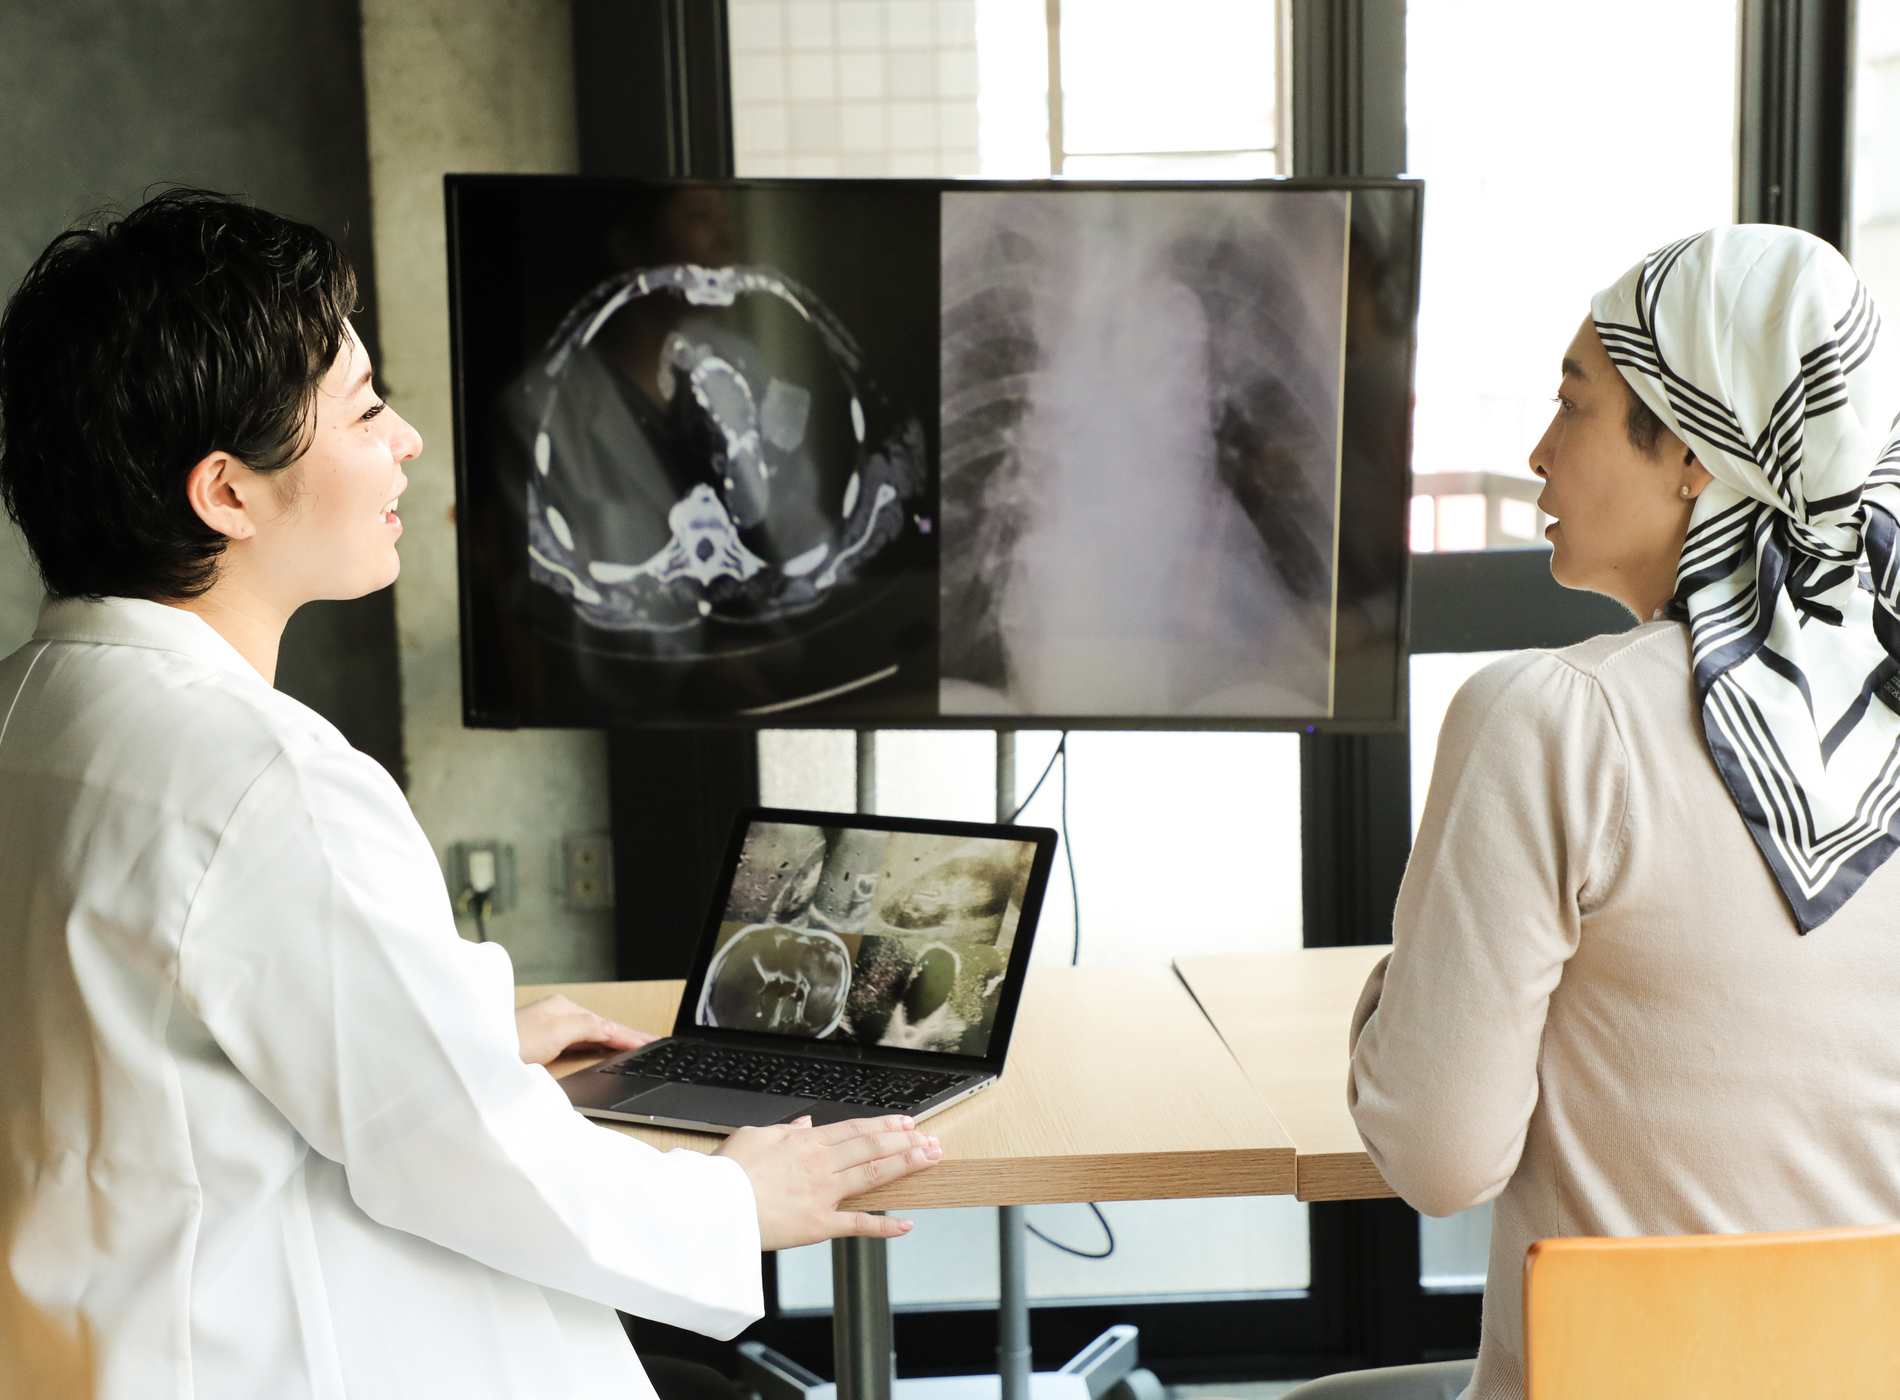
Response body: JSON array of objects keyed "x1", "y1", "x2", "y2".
[{"x1": 731, "y1": 0, "x2": 984, "y2": 178}]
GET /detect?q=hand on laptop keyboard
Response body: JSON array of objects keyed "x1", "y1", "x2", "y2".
[{"x1": 714, "y1": 1113, "x2": 943, "y2": 1250}]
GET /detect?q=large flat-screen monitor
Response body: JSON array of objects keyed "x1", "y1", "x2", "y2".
[{"x1": 445, "y1": 175, "x2": 1421, "y2": 730}]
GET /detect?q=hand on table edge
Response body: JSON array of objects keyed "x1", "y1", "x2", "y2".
[{"x1": 715, "y1": 1113, "x2": 945, "y2": 1251}]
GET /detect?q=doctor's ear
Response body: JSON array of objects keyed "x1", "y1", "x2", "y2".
[{"x1": 184, "y1": 451, "x2": 260, "y2": 541}]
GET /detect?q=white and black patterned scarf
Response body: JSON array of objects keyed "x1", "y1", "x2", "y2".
[{"x1": 1592, "y1": 226, "x2": 1900, "y2": 932}]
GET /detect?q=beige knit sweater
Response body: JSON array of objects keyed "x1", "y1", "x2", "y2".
[{"x1": 1348, "y1": 621, "x2": 1900, "y2": 1400}]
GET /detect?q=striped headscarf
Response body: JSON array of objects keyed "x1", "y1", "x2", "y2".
[{"x1": 1592, "y1": 225, "x2": 1900, "y2": 932}]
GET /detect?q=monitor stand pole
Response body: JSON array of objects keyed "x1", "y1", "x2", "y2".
[{"x1": 735, "y1": 731, "x2": 1158, "y2": 1400}]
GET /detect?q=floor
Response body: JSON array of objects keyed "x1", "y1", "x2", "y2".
[{"x1": 1174, "y1": 1381, "x2": 1306, "y2": 1399}]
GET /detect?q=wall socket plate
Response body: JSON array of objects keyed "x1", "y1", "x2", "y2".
[
  {"x1": 446, "y1": 840, "x2": 517, "y2": 915},
  {"x1": 557, "y1": 832, "x2": 615, "y2": 911}
]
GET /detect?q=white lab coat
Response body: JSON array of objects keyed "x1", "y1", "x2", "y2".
[{"x1": 0, "y1": 596, "x2": 763, "y2": 1399}]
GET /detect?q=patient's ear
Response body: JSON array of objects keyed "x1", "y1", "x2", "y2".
[{"x1": 1680, "y1": 449, "x2": 1713, "y2": 500}]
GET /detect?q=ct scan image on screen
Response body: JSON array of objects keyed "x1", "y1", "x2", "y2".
[
  {"x1": 469, "y1": 183, "x2": 942, "y2": 721},
  {"x1": 937, "y1": 188, "x2": 1350, "y2": 718},
  {"x1": 695, "y1": 821, "x2": 1037, "y2": 1057}
]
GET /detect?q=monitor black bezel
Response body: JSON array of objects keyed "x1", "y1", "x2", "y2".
[
  {"x1": 444, "y1": 173, "x2": 1422, "y2": 734},
  {"x1": 671, "y1": 805, "x2": 1060, "y2": 1077}
]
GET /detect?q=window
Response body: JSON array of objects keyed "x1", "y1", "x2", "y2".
[
  {"x1": 1055, "y1": 0, "x2": 1283, "y2": 178},
  {"x1": 730, "y1": 0, "x2": 1283, "y2": 181},
  {"x1": 729, "y1": 0, "x2": 988, "y2": 177},
  {"x1": 1405, "y1": 0, "x2": 1739, "y2": 553},
  {"x1": 1852, "y1": 8, "x2": 1900, "y2": 319}
]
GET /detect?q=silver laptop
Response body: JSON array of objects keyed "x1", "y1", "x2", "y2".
[{"x1": 562, "y1": 806, "x2": 1058, "y2": 1134}]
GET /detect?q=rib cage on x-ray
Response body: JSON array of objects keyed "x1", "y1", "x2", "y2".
[{"x1": 938, "y1": 191, "x2": 1347, "y2": 717}]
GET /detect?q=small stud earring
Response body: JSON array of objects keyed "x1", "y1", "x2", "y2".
[{"x1": 1679, "y1": 485, "x2": 1692, "y2": 501}]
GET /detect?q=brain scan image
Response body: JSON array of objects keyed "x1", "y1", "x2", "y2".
[
  {"x1": 697, "y1": 923, "x2": 853, "y2": 1037},
  {"x1": 704, "y1": 821, "x2": 1038, "y2": 1055},
  {"x1": 938, "y1": 189, "x2": 1350, "y2": 719}
]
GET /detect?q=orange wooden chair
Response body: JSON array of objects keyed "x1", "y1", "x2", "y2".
[{"x1": 1522, "y1": 1223, "x2": 1900, "y2": 1398}]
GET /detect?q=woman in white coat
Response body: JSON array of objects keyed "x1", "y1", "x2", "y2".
[{"x1": 0, "y1": 189, "x2": 941, "y2": 1400}]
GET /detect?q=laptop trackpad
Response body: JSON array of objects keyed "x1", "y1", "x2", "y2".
[{"x1": 626, "y1": 1083, "x2": 818, "y2": 1128}]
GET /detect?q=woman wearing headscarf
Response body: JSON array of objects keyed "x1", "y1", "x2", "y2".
[
  {"x1": 0, "y1": 190, "x2": 942, "y2": 1400},
  {"x1": 1289, "y1": 225, "x2": 1900, "y2": 1399}
]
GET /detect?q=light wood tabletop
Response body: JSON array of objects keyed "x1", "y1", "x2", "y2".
[
  {"x1": 519, "y1": 963, "x2": 1296, "y2": 1212},
  {"x1": 1173, "y1": 945, "x2": 1396, "y2": 1203}
]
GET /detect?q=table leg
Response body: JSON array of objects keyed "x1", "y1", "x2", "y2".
[
  {"x1": 831, "y1": 1235, "x2": 895, "y2": 1400},
  {"x1": 998, "y1": 1205, "x2": 1031, "y2": 1400}
]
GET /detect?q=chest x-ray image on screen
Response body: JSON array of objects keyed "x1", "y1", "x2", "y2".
[{"x1": 938, "y1": 189, "x2": 1349, "y2": 718}]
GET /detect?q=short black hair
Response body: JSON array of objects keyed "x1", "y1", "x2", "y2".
[
  {"x1": 1623, "y1": 375, "x2": 1666, "y2": 455},
  {"x1": 0, "y1": 188, "x2": 357, "y2": 600}
]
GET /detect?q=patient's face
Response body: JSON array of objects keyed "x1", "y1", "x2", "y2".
[{"x1": 1527, "y1": 317, "x2": 1694, "y2": 615}]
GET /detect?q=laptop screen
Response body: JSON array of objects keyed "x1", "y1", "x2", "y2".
[{"x1": 693, "y1": 818, "x2": 1043, "y2": 1059}]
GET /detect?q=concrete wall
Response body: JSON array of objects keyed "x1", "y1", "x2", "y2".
[
  {"x1": 0, "y1": 0, "x2": 405, "y2": 780},
  {"x1": 360, "y1": 0, "x2": 616, "y2": 982},
  {"x1": 2, "y1": 1, "x2": 612, "y2": 980}
]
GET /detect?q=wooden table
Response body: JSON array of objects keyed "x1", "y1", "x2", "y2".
[
  {"x1": 522, "y1": 964, "x2": 1297, "y2": 1400},
  {"x1": 1173, "y1": 945, "x2": 1396, "y2": 1203},
  {"x1": 521, "y1": 963, "x2": 1297, "y2": 1208}
]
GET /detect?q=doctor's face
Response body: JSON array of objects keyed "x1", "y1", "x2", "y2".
[{"x1": 253, "y1": 324, "x2": 423, "y2": 603}]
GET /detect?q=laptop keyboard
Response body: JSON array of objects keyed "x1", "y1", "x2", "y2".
[{"x1": 610, "y1": 1041, "x2": 968, "y2": 1110}]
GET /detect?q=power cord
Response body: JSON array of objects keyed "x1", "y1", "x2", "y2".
[
  {"x1": 1008, "y1": 735, "x2": 1064, "y2": 821},
  {"x1": 1027, "y1": 1202, "x2": 1117, "y2": 1260},
  {"x1": 461, "y1": 846, "x2": 499, "y2": 944},
  {"x1": 1007, "y1": 733, "x2": 1081, "y2": 966},
  {"x1": 1009, "y1": 734, "x2": 1110, "y2": 1258}
]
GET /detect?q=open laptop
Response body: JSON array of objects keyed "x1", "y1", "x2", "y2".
[{"x1": 562, "y1": 806, "x2": 1058, "y2": 1134}]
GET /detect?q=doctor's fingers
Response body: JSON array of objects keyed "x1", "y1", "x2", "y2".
[
  {"x1": 545, "y1": 999, "x2": 652, "y2": 1052},
  {"x1": 831, "y1": 1140, "x2": 942, "y2": 1199},
  {"x1": 826, "y1": 1128, "x2": 941, "y2": 1174},
  {"x1": 813, "y1": 1113, "x2": 915, "y2": 1146},
  {"x1": 826, "y1": 1210, "x2": 917, "y2": 1240}
]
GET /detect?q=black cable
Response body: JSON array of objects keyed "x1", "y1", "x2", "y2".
[
  {"x1": 470, "y1": 888, "x2": 491, "y2": 944},
  {"x1": 1012, "y1": 733, "x2": 1103, "y2": 1257},
  {"x1": 1007, "y1": 734, "x2": 1065, "y2": 822},
  {"x1": 1059, "y1": 733, "x2": 1078, "y2": 967},
  {"x1": 1026, "y1": 1202, "x2": 1116, "y2": 1260},
  {"x1": 1003, "y1": 733, "x2": 1080, "y2": 965}
]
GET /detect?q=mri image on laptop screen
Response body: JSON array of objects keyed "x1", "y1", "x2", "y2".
[{"x1": 696, "y1": 820, "x2": 1038, "y2": 1057}]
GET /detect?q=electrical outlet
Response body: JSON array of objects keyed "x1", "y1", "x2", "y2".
[
  {"x1": 559, "y1": 832, "x2": 615, "y2": 911},
  {"x1": 447, "y1": 840, "x2": 516, "y2": 914}
]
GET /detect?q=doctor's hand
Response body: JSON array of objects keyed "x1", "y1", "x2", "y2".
[
  {"x1": 715, "y1": 1114, "x2": 943, "y2": 1251},
  {"x1": 514, "y1": 994, "x2": 656, "y2": 1067}
]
